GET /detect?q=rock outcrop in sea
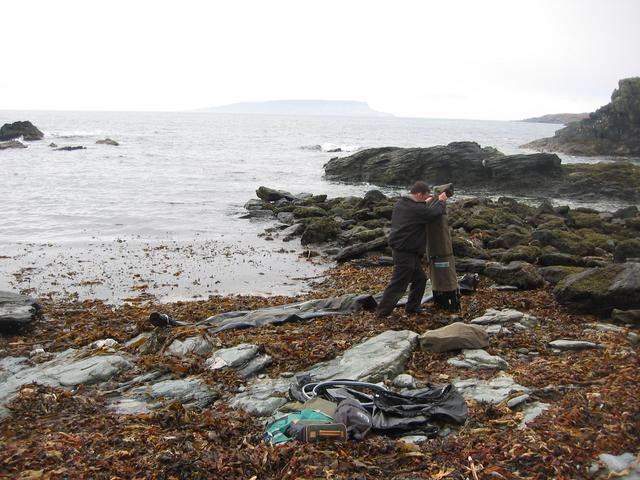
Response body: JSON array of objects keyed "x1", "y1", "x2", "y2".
[
  {"x1": 322, "y1": 141, "x2": 640, "y2": 202},
  {"x1": 522, "y1": 77, "x2": 640, "y2": 156},
  {"x1": 0, "y1": 121, "x2": 44, "y2": 141}
]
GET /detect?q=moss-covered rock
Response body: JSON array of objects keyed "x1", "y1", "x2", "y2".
[
  {"x1": 300, "y1": 218, "x2": 341, "y2": 245},
  {"x1": 484, "y1": 261, "x2": 544, "y2": 290},
  {"x1": 361, "y1": 219, "x2": 388, "y2": 230},
  {"x1": 539, "y1": 265, "x2": 586, "y2": 285},
  {"x1": 568, "y1": 211, "x2": 605, "y2": 230},
  {"x1": 485, "y1": 231, "x2": 528, "y2": 249},
  {"x1": 372, "y1": 205, "x2": 394, "y2": 220},
  {"x1": 531, "y1": 228, "x2": 594, "y2": 256},
  {"x1": 554, "y1": 262, "x2": 640, "y2": 313},
  {"x1": 499, "y1": 245, "x2": 541, "y2": 263},
  {"x1": 613, "y1": 239, "x2": 640, "y2": 263},
  {"x1": 292, "y1": 206, "x2": 328, "y2": 218},
  {"x1": 452, "y1": 236, "x2": 490, "y2": 259}
]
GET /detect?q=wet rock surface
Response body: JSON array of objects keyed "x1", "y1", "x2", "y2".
[
  {"x1": 448, "y1": 349, "x2": 510, "y2": 370},
  {"x1": 453, "y1": 375, "x2": 530, "y2": 404},
  {"x1": 0, "y1": 120, "x2": 44, "y2": 141},
  {"x1": 0, "y1": 291, "x2": 39, "y2": 331},
  {"x1": 323, "y1": 141, "x2": 640, "y2": 202}
]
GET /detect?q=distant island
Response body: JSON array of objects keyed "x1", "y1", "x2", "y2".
[
  {"x1": 201, "y1": 100, "x2": 392, "y2": 117},
  {"x1": 521, "y1": 113, "x2": 589, "y2": 125}
]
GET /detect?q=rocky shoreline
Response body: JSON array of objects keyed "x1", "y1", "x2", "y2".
[
  {"x1": 323, "y1": 141, "x2": 640, "y2": 203},
  {"x1": 1, "y1": 185, "x2": 637, "y2": 478},
  {"x1": 1, "y1": 257, "x2": 638, "y2": 478},
  {"x1": 243, "y1": 185, "x2": 640, "y2": 312},
  {"x1": 522, "y1": 77, "x2": 640, "y2": 157}
]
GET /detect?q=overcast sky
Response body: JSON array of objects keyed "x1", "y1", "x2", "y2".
[{"x1": 1, "y1": 0, "x2": 638, "y2": 119}]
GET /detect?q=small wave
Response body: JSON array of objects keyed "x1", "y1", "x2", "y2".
[
  {"x1": 48, "y1": 130, "x2": 108, "y2": 139},
  {"x1": 320, "y1": 143, "x2": 361, "y2": 153},
  {"x1": 300, "y1": 143, "x2": 362, "y2": 153}
]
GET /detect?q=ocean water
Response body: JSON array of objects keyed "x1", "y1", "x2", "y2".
[{"x1": 0, "y1": 111, "x2": 630, "y2": 302}]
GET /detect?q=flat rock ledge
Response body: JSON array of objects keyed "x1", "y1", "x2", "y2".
[
  {"x1": 454, "y1": 374, "x2": 530, "y2": 405},
  {"x1": 0, "y1": 349, "x2": 133, "y2": 416},
  {"x1": 448, "y1": 349, "x2": 509, "y2": 370},
  {"x1": 470, "y1": 308, "x2": 539, "y2": 335},
  {"x1": 230, "y1": 329, "x2": 419, "y2": 416},
  {"x1": 548, "y1": 339, "x2": 602, "y2": 351}
]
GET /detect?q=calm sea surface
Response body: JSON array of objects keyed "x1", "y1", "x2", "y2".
[{"x1": 0, "y1": 111, "x2": 631, "y2": 302}]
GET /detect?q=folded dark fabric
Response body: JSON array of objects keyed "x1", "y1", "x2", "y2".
[
  {"x1": 333, "y1": 398, "x2": 373, "y2": 440},
  {"x1": 372, "y1": 384, "x2": 468, "y2": 426}
]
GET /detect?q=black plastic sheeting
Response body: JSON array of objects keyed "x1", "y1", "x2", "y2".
[
  {"x1": 195, "y1": 274, "x2": 479, "y2": 333},
  {"x1": 148, "y1": 274, "x2": 479, "y2": 333}
]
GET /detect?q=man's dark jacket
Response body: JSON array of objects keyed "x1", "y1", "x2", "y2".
[{"x1": 388, "y1": 197, "x2": 446, "y2": 255}]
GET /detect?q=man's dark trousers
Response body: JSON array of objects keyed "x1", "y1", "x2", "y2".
[{"x1": 376, "y1": 250, "x2": 427, "y2": 316}]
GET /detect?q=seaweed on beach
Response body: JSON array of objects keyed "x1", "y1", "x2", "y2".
[{"x1": 1, "y1": 264, "x2": 639, "y2": 479}]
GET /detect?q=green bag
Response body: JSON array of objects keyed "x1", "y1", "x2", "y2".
[{"x1": 264, "y1": 409, "x2": 335, "y2": 444}]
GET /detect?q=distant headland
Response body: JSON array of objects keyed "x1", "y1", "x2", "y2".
[
  {"x1": 520, "y1": 113, "x2": 589, "y2": 125},
  {"x1": 200, "y1": 100, "x2": 392, "y2": 117}
]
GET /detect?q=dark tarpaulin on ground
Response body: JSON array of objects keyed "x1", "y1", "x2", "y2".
[{"x1": 193, "y1": 275, "x2": 478, "y2": 333}]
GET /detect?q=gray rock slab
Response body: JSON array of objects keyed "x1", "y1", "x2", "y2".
[
  {"x1": 470, "y1": 309, "x2": 539, "y2": 328},
  {"x1": 231, "y1": 329, "x2": 419, "y2": 416},
  {"x1": 399, "y1": 435, "x2": 429, "y2": 444},
  {"x1": 229, "y1": 377, "x2": 290, "y2": 416},
  {"x1": 448, "y1": 349, "x2": 509, "y2": 370},
  {"x1": 454, "y1": 374, "x2": 530, "y2": 404},
  {"x1": 593, "y1": 452, "x2": 640, "y2": 480},
  {"x1": 1, "y1": 349, "x2": 133, "y2": 414},
  {"x1": 0, "y1": 291, "x2": 38, "y2": 331},
  {"x1": 238, "y1": 354, "x2": 272, "y2": 378},
  {"x1": 506, "y1": 393, "x2": 530, "y2": 409},
  {"x1": 165, "y1": 336, "x2": 215, "y2": 357},
  {"x1": 303, "y1": 330, "x2": 418, "y2": 382},
  {"x1": 206, "y1": 343, "x2": 260, "y2": 369},
  {"x1": 584, "y1": 323, "x2": 626, "y2": 333},
  {"x1": 276, "y1": 212, "x2": 295, "y2": 225},
  {"x1": 518, "y1": 402, "x2": 551, "y2": 429},
  {"x1": 393, "y1": 373, "x2": 417, "y2": 389},
  {"x1": 548, "y1": 339, "x2": 601, "y2": 351},
  {"x1": 109, "y1": 376, "x2": 218, "y2": 414}
]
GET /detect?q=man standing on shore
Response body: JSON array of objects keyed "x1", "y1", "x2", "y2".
[{"x1": 375, "y1": 181, "x2": 448, "y2": 318}]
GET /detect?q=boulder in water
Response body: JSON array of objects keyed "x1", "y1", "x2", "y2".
[
  {"x1": 0, "y1": 121, "x2": 44, "y2": 141},
  {"x1": 96, "y1": 138, "x2": 119, "y2": 146}
]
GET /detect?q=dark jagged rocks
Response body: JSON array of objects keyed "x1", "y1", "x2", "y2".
[
  {"x1": 323, "y1": 141, "x2": 640, "y2": 202},
  {"x1": 522, "y1": 77, "x2": 640, "y2": 156},
  {"x1": 245, "y1": 187, "x2": 640, "y2": 312},
  {"x1": 0, "y1": 121, "x2": 44, "y2": 141}
]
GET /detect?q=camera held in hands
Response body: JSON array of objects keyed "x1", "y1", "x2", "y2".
[{"x1": 433, "y1": 183, "x2": 454, "y2": 198}]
